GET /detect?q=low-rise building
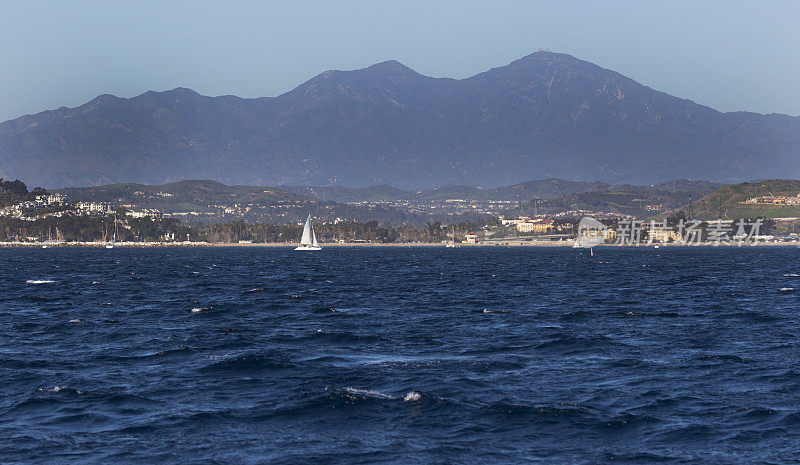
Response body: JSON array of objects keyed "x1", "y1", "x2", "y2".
[
  {"x1": 35, "y1": 193, "x2": 66, "y2": 207},
  {"x1": 501, "y1": 216, "x2": 530, "y2": 227},
  {"x1": 517, "y1": 219, "x2": 554, "y2": 233},
  {"x1": 649, "y1": 229, "x2": 680, "y2": 243},
  {"x1": 744, "y1": 194, "x2": 800, "y2": 205},
  {"x1": 127, "y1": 209, "x2": 162, "y2": 219},
  {"x1": 76, "y1": 202, "x2": 113, "y2": 214}
]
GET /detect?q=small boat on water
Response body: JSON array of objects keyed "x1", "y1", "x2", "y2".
[{"x1": 295, "y1": 215, "x2": 322, "y2": 251}]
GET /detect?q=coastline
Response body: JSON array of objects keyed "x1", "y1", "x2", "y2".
[{"x1": 2, "y1": 240, "x2": 799, "y2": 248}]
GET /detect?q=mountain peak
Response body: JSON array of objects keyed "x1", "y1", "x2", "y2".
[
  {"x1": 509, "y1": 50, "x2": 585, "y2": 68},
  {"x1": 310, "y1": 60, "x2": 418, "y2": 82},
  {"x1": 365, "y1": 60, "x2": 417, "y2": 75},
  {"x1": 138, "y1": 87, "x2": 200, "y2": 99},
  {"x1": 165, "y1": 87, "x2": 200, "y2": 96}
]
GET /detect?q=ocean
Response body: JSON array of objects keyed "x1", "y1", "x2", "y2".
[{"x1": 2, "y1": 246, "x2": 800, "y2": 463}]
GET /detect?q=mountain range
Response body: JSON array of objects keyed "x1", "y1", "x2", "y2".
[
  {"x1": 52, "y1": 177, "x2": 718, "y2": 225},
  {"x1": 1, "y1": 51, "x2": 799, "y2": 188},
  {"x1": 284, "y1": 178, "x2": 718, "y2": 203}
]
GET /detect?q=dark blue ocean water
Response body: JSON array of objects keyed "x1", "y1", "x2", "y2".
[{"x1": 2, "y1": 246, "x2": 800, "y2": 464}]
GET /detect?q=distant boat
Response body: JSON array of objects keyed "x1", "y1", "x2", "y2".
[
  {"x1": 42, "y1": 227, "x2": 53, "y2": 248},
  {"x1": 106, "y1": 213, "x2": 118, "y2": 249},
  {"x1": 295, "y1": 215, "x2": 322, "y2": 251}
]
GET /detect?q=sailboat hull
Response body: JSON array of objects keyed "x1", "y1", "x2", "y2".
[{"x1": 294, "y1": 246, "x2": 322, "y2": 251}]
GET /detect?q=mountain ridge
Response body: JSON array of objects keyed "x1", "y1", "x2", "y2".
[{"x1": 2, "y1": 51, "x2": 799, "y2": 188}]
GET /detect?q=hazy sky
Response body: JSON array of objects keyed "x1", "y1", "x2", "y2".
[{"x1": 1, "y1": 0, "x2": 798, "y2": 121}]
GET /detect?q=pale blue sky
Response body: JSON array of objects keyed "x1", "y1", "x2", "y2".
[{"x1": 1, "y1": 0, "x2": 798, "y2": 121}]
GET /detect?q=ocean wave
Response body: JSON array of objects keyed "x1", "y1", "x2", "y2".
[
  {"x1": 26, "y1": 279, "x2": 55, "y2": 284},
  {"x1": 133, "y1": 345, "x2": 193, "y2": 360},
  {"x1": 484, "y1": 401, "x2": 590, "y2": 419},
  {"x1": 698, "y1": 354, "x2": 748, "y2": 364},
  {"x1": 309, "y1": 330, "x2": 383, "y2": 343},
  {"x1": 560, "y1": 310, "x2": 595, "y2": 321},
  {"x1": 343, "y1": 387, "x2": 393, "y2": 400},
  {"x1": 312, "y1": 306, "x2": 338, "y2": 314},
  {"x1": 719, "y1": 311, "x2": 779, "y2": 323},
  {"x1": 481, "y1": 308, "x2": 509, "y2": 314},
  {"x1": 483, "y1": 401, "x2": 657, "y2": 430},
  {"x1": 534, "y1": 334, "x2": 623, "y2": 353},
  {"x1": 778, "y1": 411, "x2": 800, "y2": 426},
  {"x1": 323, "y1": 387, "x2": 430, "y2": 406},
  {"x1": 38, "y1": 385, "x2": 83, "y2": 395},
  {"x1": 734, "y1": 406, "x2": 778, "y2": 419},
  {"x1": 201, "y1": 352, "x2": 294, "y2": 372},
  {"x1": 600, "y1": 451, "x2": 680, "y2": 462}
]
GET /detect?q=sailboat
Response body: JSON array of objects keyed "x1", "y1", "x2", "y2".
[
  {"x1": 295, "y1": 215, "x2": 322, "y2": 251},
  {"x1": 42, "y1": 227, "x2": 52, "y2": 248},
  {"x1": 106, "y1": 213, "x2": 118, "y2": 249}
]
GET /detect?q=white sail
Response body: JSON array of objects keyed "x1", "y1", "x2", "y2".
[
  {"x1": 296, "y1": 215, "x2": 322, "y2": 250},
  {"x1": 300, "y1": 215, "x2": 313, "y2": 245}
]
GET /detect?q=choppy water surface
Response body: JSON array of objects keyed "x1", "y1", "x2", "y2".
[{"x1": 2, "y1": 246, "x2": 800, "y2": 463}]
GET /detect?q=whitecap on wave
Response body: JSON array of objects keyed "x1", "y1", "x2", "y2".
[
  {"x1": 191, "y1": 306, "x2": 212, "y2": 313},
  {"x1": 341, "y1": 387, "x2": 424, "y2": 403},
  {"x1": 779, "y1": 287, "x2": 795, "y2": 292},
  {"x1": 26, "y1": 279, "x2": 55, "y2": 284},
  {"x1": 343, "y1": 387, "x2": 393, "y2": 399},
  {"x1": 483, "y1": 309, "x2": 509, "y2": 314},
  {"x1": 38, "y1": 385, "x2": 83, "y2": 394}
]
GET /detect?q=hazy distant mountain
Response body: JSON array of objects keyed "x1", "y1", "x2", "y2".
[
  {"x1": 55, "y1": 180, "x2": 432, "y2": 225},
  {"x1": 658, "y1": 179, "x2": 800, "y2": 220},
  {"x1": 286, "y1": 178, "x2": 612, "y2": 203},
  {"x1": 259, "y1": 177, "x2": 718, "y2": 206},
  {"x1": 53, "y1": 177, "x2": 718, "y2": 223},
  {"x1": 2, "y1": 51, "x2": 799, "y2": 188}
]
